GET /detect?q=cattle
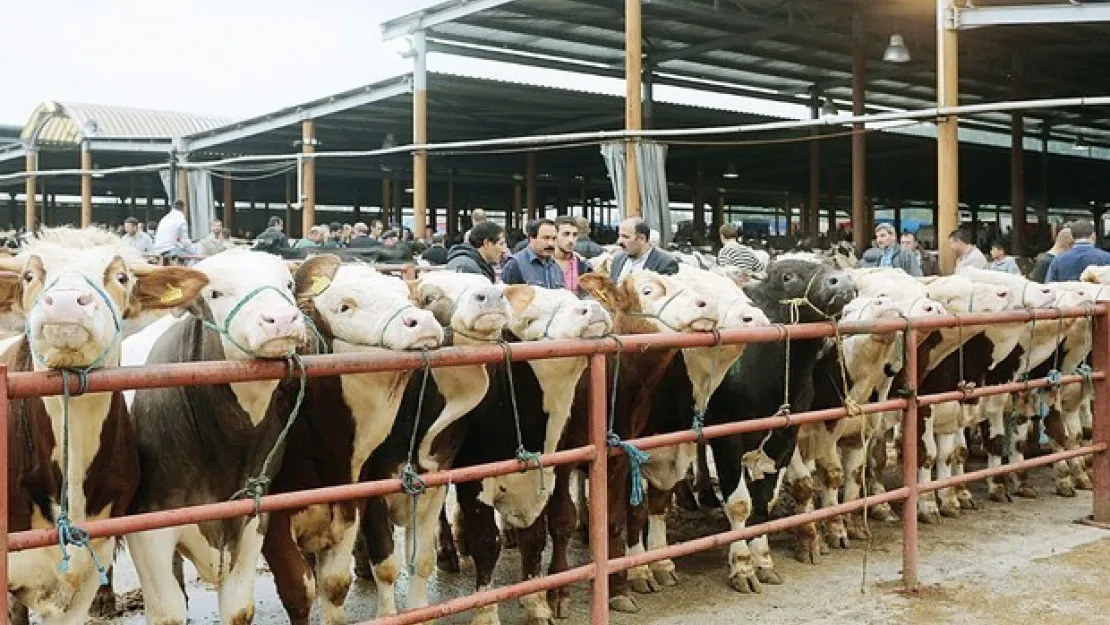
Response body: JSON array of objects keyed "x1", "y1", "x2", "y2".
[
  {"x1": 440, "y1": 285, "x2": 613, "y2": 625},
  {"x1": 262, "y1": 264, "x2": 445, "y2": 625},
  {"x1": 120, "y1": 250, "x2": 340, "y2": 625},
  {"x1": 354, "y1": 271, "x2": 511, "y2": 619},
  {"x1": 0, "y1": 227, "x2": 207, "y2": 625},
  {"x1": 700, "y1": 258, "x2": 856, "y2": 591},
  {"x1": 544, "y1": 270, "x2": 721, "y2": 616}
]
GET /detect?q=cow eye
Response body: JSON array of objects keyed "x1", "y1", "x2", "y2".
[
  {"x1": 115, "y1": 272, "x2": 129, "y2": 285},
  {"x1": 640, "y1": 285, "x2": 654, "y2": 296},
  {"x1": 210, "y1": 290, "x2": 223, "y2": 300},
  {"x1": 424, "y1": 295, "x2": 436, "y2": 306},
  {"x1": 287, "y1": 280, "x2": 295, "y2": 291},
  {"x1": 782, "y1": 273, "x2": 795, "y2": 283},
  {"x1": 339, "y1": 303, "x2": 353, "y2": 314},
  {"x1": 22, "y1": 271, "x2": 33, "y2": 284}
]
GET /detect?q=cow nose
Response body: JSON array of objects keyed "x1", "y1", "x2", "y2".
[
  {"x1": 474, "y1": 293, "x2": 486, "y2": 303},
  {"x1": 262, "y1": 311, "x2": 300, "y2": 333},
  {"x1": 742, "y1": 314, "x2": 754, "y2": 323},
  {"x1": 693, "y1": 298, "x2": 708, "y2": 308},
  {"x1": 402, "y1": 315, "x2": 419, "y2": 328},
  {"x1": 40, "y1": 289, "x2": 96, "y2": 319},
  {"x1": 997, "y1": 290, "x2": 1009, "y2": 299},
  {"x1": 923, "y1": 304, "x2": 934, "y2": 313}
]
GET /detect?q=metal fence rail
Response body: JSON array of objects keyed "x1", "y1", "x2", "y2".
[{"x1": 2, "y1": 306, "x2": 1108, "y2": 624}]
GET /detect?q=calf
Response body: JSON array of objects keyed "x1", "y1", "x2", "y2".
[
  {"x1": 263, "y1": 264, "x2": 445, "y2": 624},
  {"x1": 0, "y1": 227, "x2": 207, "y2": 625},
  {"x1": 122, "y1": 251, "x2": 340, "y2": 625}
]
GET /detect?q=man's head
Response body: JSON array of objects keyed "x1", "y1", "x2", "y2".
[
  {"x1": 268, "y1": 216, "x2": 284, "y2": 232},
  {"x1": 308, "y1": 225, "x2": 326, "y2": 243},
  {"x1": 989, "y1": 241, "x2": 1007, "y2": 261},
  {"x1": 329, "y1": 222, "x2": 343, "y2": 241},
  {"x1": 1070, "y1": 220, "x2": 1097, "y2": 243},
  {"x1": 211, "y1": 219, "x2": 224, "y2": 236},
  {"x1": 432, "y1": 233, "x2": 446, "y2": 246},
  {"x1": 172, "y1": 199, "x2": 185, "y2": 212},
  {"x1": 900, "y1": 230, "x2": 918, "y2": 251},
  {"x1": 1054, "y1": 226, "x2": 1074, "y2": 251},
  {"x1": 948, "y1": 228, "x2": 974, "y2": 255},
  {"x1": 527, "y1": 219, "x2": 558, "y2": 259},
  {"x1": 719, "y1": 223, "x2": 739, "y2": 244},
  {"x1": 617, "y1": 217, "x2": 651, "y2": 257},
  {"x1": 471, "y1": 208, "x2": 488, "y2": 226},
  {"x1": 381, "y1": 230, "x2": 399, "y2": 246},
  {"x1": 123, "y1": 216, "x2": 139, "y2": 235},
  {"x1": 370, "y1": 220, "x2": 384, "y2": 238},
  {"x1": 468, "y1": 221, "x2": 506, "y2": 264},
  {"x1": 874, "y1": 223, "x2": 897, "y2": 249},
  {"x1": 554, "y1": 216, "x2": 579, "y2": 256},
  {"x1": 574, "y1": 216, "x2": 591, "y2": 238},
  {"x1": 353, "y1": 221, "x2": 369, "y2": 237}
]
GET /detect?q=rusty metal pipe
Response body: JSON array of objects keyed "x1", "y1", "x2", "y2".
[
  {"x1": 0, "y1": 365, "x2": 8, "y2": 619},
  {"x1": 919, "y1": 444, "x2": 1106, "y2": 494},
  {"x1": 608, "y1": 487, "x2": 910, "y2": 574},
  {"x1": 364, "y1": 564, "x2": 596, "y2": 625},
  {"x1": 902, "y1": 327, "x2": 920, "y2": 590},
  {"x1": 587, "y1": 353, "x2": 609, "y2": 625},
  {"x1": 914, "y1": 374, "x2": 1101, "y2": 407},
  {"x1": 8, "y1": 445, "x2": 596, "y2": 552},
  {"x1": 1092, "y1": 306, "x2": 1110, "y2": 523}
]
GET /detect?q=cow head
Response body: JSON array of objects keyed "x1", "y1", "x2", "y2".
[
  {"x1": 297, "y1": 263, "x2": 443, "y2": 352},
  {"x1": 923, "y1": 276, "x2": 1012, "y2": 315},
  {"x1": 409, "y1": 271, "x2": 509, "y2": 344},
  {"x1": 746, "y1": 258, "x2": 857, "y2": 323},
  {"x1": 621, "y1": 271, "x2": 718, "y2": 332},
  {"x1": 501, "y1": 285, "x2": 613, "y2": 342},
  {"x1": 0, "y1": 226, "x2": 208, "y2": 369},
  {"x1": 1051, "y1": 282, "x2": 1110, "y2": 307},
  {"x1": 188, "y1": 250, "x2": 340, "y2": 359}
]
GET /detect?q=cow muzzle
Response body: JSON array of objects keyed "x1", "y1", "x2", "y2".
[{"x1": 394, "y1": 308, "x2": 444, "y2": 350}]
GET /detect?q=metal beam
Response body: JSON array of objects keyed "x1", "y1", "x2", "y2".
[
  {"x1": 380, "y1": 0, "x2": 514, "y2": 41},
  {"x1": 0, "y1": 145, "x2": 26, "y2": 165},
  {"x1": 951, "y1": 3, "x2": 1110, "y2": 30},
  {"x1": 185, "y1": 77, "x2": 413, "y2": 153},
  {"x1": 85, "y1": 139, "x2": 173, "y2": 154}
]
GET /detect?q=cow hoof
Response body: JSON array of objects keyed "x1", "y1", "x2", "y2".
[
  {"x1": 9, "y1": 603, "x2": 29, "y2": 625},
  {"x1": 90, "y1": 588, "x2": 118, "y2": 618},
  {"x1": 629, "y1": 576, "x2": 660, "y2": 594},
  {"x1": 870, "y1": 504, "x2": 899, "y2": 523},
  {"x1": 1056, "y1": 482, "x2": 1077, "y2": 498},
  {"x1": 609, "y1": 595, "x2": 639, "y2": 613},
  {"x1": 794, "y1": 539, "x2": 821, "y2": 565},
  {"x1": 547, "y1": 589, "x2": 571, "y2": 619},
  {"x1": 728, "y1": 569, "x2": 762, "y2": 594},
  {"x1": 437, "y1": 549, "x2": 462, "y2": 574},
  {"x1": 846, "y1": 522, "x2": 871, "y2": 542},
  {"x1": 825, "y1": 520, "x2": 849, "y2": 549},
  {"x1": 756, "y1": 567, "x2": 783, "y2": 585},
  {"x1": 1076, "y1": 473, "x2": 1094, "y2": 491},
  {"x1": 957, "y1": 495, "x2": 978, "y2": 511},
  {"x1": 988, "y1": 485, "x2": 1012, "y2": 503},
  {"x1": 918, "y1": 511, "x2": 941, "y2": 525},
  {"x1": 652, "y1": 567, "x2": 679, "y2": 587},
  {"x1": 938, "y1": 503, "x2": 961, "y2": 518}
]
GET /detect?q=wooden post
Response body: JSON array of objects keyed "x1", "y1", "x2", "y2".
[
  {"x1": 412, "y1": 29, "x2": 429, "y2": 239},
  {"x1": 382, "y1": 175, "x2": 392, "y2": 219},
  {"x1": 526, "y1": 152, "x2": 538, "y2": 220},
  {"x1": 285, "y1": 173, "x2": 294, "y2": 235},
  {"x1": 1010, "y1": 54, "x2": 1026, "y2": 256},
  {"x1": 222, "y1": 178, "x2": 234, "y2": 232},
  {"x1": 808, "y1": 87, "x2": 822, "y2": 237},
  {"x1": 302, "y1": 119, "x2": 316, "y2": 237},
  {"x1": 145, "y1": 183, "x2": 154, "y2": 226},
  {"x1": 80, "y1": 143, "x2": 93, "y2": 227},
  {"x1": 25, "y1": 151, "x2": 37, "y2": 231},
  {"x1": 851, "y1": 13, "x2": 868, "y2": 253},
  {"x1": 513, "y1": 182, "x2": 523, "y2": 230},
  {"x1": 447, "y1": 169, "x2": 457, "y2": 238},
  {"x1": 1039, "y1": 123, "x2": 1050, "y2": 225},
  {"x1": 176, "y1": 167, "x2": 189, "y2": 218},
  {"x1": 624, "y1": 0, "x2": 643, "y2": 218},
  {"x1": 937, "y1": 0, "x2": 960, "y2": 273},
  {"x1": 692, "y1": 161, "x2": 705, "y2": 244}
]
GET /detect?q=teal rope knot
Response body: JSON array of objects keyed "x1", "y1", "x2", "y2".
[
  {"x1": 399, "y1": 462, "x2": 427, "y2": 496},
  {"x1": 499, "y1": 341, "x2": 545, "y2": 493},
  {"x1": 692, "y1": 410, "x2": 706, "y2": 443},
  {"x1": 1076, "y1": 363, "x2": 1095, "y2": 395},
  {"x1": 515, "y1": 447, "x2": 545, "y2": 492},
  {"x1": 1046, "y1": 369, "x2": 1062, "y2": 388},
  {"x1": 607, "y1": 431, "x2": 650, "y2": 507},
  {"x1": 55, "y1": 512, "x2": 109, "y2": 585}
]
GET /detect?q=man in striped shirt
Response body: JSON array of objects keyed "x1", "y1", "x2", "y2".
[{"x1": 717, "y1": 223, "x2": 765, "y2": 272}]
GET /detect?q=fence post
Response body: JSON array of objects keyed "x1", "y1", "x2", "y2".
[
  {"x1": 1092, "y1": 306, "x2": 1110, "y2": 524},
  {"x1": 0, "y1": 364, "x2": 9, "y2": 619},
  {"x1": 587, "y1": 353, "x2": 609, "y2": 625},
  {"x1": 901, "y1": 327, "x2": 919, "y2": 590}
]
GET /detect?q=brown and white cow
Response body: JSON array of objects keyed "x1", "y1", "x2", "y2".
[
  {"x1": 263, "y1": 264, "x2": 445, "y2": 625},
  {"x1": 0, "y1": 226, "x2": 207, "y2": 625},
  {"x1": 121, "y1": 250, "x2": 340, "y2": 625}
]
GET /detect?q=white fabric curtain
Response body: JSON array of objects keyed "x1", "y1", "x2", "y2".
[
  {"x1": 599, "y1": 140, "x2": 672, "y2": 246},
  {"x1": 158, "y1": 168, "x2": 215, "y2": 240}
]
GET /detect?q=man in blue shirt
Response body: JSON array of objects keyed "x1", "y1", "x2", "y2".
[
  {"x1": 501, "y1": 218, "x2": 565, "y2": 288},
  {"x1": 1046, "y1": 219, "x2": 1110, "y2": 282}
]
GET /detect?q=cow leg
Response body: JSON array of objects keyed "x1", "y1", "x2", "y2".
[
  {"x1": 437, "y1": 506, "x2": 462, "y2": 573},
  {"x1": 8, "y1": 597, "x2": 29, "y2": 625},
  {"x1": 866, "y1": 426, "x2": 898, "y2": 523},
  {"x1": 749, "y1": 468, "x2": 788, "y2": 585},
  {"x1": 694, "y1": 441, "x2": 721, "y2": 508},
  {"x1": 625, "y1": 485, "x2": 657, "y2": 595},
  {"x1": 951, "y1": 427, "x2": 977, "y2": 511},
  {"x1": 984, "y1": 402, "x2": 1011, "y2": 503},
  {"x1": 546, "y1": 464, "x2": 577, "y2": 619},
  {"x1": 673, "y1": 472, "x2": 701, "y2": 512},
  {"x1": 362, "y1": 496, "x2": 400, "y2": 617},
  {"x1": 456, "y1": 480, "x2": 502, "y2": 625},
  {"x1": 607, "y1": 454, "x2": 637, "y2": 614},
  {"x1": 1063, "y1": 408, "x2": 1092, "y2": 490},
  {"x1": 127, "y1": 528, "x2": 188, "y2": 625},
  {"x1": 1006, "y1": 415, "x2": 1038, "y2": 498},
  {"x1": 516, "y1": 512, "x2": 555, "y2": 625},
  {"x1": 785, "y1": 447, "x2": 822, "y2": 563},
  {"x1": 405, "y1": 486, "x2": 449, "y2": 617},
  {"x1": 89, "y1": 568, "x2": 116, "y2": 618},
  {"x1": 263, "y1": 512, "x2": 315, "y2": 625},
  {"x1": 1044, "y1": 408, "x2": 1077, "y2": 497},
  {"x1": 216, "y1": 516, "x2": 266, "y2": 625},
  {"x1": 719, "y1": 462, "x2": 760, "y2": 594},
  {"x1": 816, "y1": 448, "x2": 847, "y2": 550},
  {"x1": 840, "y1": 440, "x2": 869, "y2": 542},
  {"x1": 643, "y1": 483, "x2": 679, "y2": 587},
  {"x1": 314, "y1": 510, "x2": 360, "y2": 625},
  {"x1": 917, "y1": 411, "x2": 940, "y2": 524},
  {"x1": 934, "y1": 431, "x2": 961, "y2": 517}
]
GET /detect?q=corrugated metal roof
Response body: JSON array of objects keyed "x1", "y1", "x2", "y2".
[{"x1": 19, "y1": 101, "x2": 234, "y2": 147}]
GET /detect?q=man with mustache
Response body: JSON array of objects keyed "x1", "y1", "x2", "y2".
[
  {"x1": 501, "y1": 218, "x2": 567, "y2": 288},
  {"x1": 610, "y1": 216, "x2": 680, "y2": 281}
]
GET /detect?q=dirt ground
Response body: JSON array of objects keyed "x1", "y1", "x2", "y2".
[{"x1": 90, "y1": 461, "x2": 1110, "y2": 625}]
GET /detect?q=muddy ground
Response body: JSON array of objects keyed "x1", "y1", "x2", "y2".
[{"x1": 89, "y1": 460, "x2": 1110, "y2": 625}]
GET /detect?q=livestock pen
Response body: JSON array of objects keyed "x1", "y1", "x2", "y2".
[{"x1": 3, "y1": 305, "x2": 1109, "y2": 624}]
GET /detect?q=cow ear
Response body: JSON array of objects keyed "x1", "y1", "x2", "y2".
[
  {"x1": 501, "y1": 285, "x2": 536, "y2": 318},
  {"x1": 130, "y1": 267, "x2": 209, "y2": 316},
  {"x1": 1081, "y1": 267, "x2": 1102, "y2": 284},
  {"x1": 0, "y1": 256, "x2": 25, "y2": 315},
  {"x1": 293, "y1": 254, "x2": 342, "y2": 299},
  {"x1": 580, "y1": 274, "x2": 624, "y2": 310}
]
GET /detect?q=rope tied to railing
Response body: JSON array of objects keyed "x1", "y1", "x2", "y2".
[
  {"x1": 399, "y1": 348, "x2": 432, "y2": 573},
  {"x1": 498, "y1": 340, "x2": 545, "y2": 493},
  {"x1": 691, "y1": 329, "x2": 724, "y2": 443},
  {"x1": 603, "y1": 334, "x2": 651, "y2": 507}
]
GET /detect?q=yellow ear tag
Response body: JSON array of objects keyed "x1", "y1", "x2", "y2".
[
  {"x1": 310, "y1": 275, "x2": 332, "y2": 296},
  {"x1": 160, "y1": 284, "x2": 184, "y2": 305}
]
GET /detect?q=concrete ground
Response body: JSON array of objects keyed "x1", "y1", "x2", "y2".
[{"x1": 87, "y1": 462, "x2": 1110, "y2": 625}]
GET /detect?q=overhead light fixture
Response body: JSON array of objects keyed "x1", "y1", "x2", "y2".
[
  {"x1": 1074, "y1": 134, "x2": 1090, "y2": 150},
  {"x1": 393, "y1": 35, "x2": 415, "y2": 58},
  {"x1": 883, "y1": 33, "x2": 911, "y2": 64},
  {"x1": 821, "y1": 96, "x2": 839, "y2": 117},
  {"x1": 723, "y1": 163, "x2": 739, "y2": 179}
]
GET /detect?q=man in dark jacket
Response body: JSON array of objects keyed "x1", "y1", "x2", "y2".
[
  {"x1": 422, "y1": 233, "x2": 449, "y2": 265},
  {"x1": 609, "y1": 217, "x2": 680, "y2": 280},
  {"x1": 445, "y1": 221, "x2": 506, "y2": 282},
  {"x1": 858, "y1": 223, "x2": 923, "y2": 276}
]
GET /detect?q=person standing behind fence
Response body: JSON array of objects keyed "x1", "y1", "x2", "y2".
[
  {"x1": 716, "y1": 223, "x2": 765, "y2": 272},
  {"x1": 153, "y1": 200, "x2": 197, "y2": 256},
  {"x1": 987, "y1": 241, "x2": 1022, "y2": 274},
  {"x1": 1046, "y1": 219, "x2": 1110, "y2": 282},
  {"x1": 446, "y1": 221, "x2": 506, "y2": 283},
  {"x1": 121, "y1": 216, "x2": 153, "y2": 254},
  {"x1": 1030, "y1": 226, "x2": 1074, "y2": 283},
  {"x1": 948, "y1": 227, "x2": 989, "y2": 271},
  {"x1": 552, "y1": 216, "x2": 591, "y2": 293},
  {"x1": 502, "y1": 218, "x2": 565, "y2": 288},
  {"x1": 859, "y1": 223, "x2": 923, "y2": 276}
]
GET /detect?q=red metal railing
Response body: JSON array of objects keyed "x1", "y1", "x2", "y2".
[{"x1": 2, "y1": 306, "x2": 1108, "y2": 624}]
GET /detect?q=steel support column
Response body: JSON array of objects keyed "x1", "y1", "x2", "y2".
[
  {"x1": 302, "y1": 119, "x2": 316, "y2": 236},
  {"x1": 851, "y1": 14, "x2": 868, "y2": 253},
  {"x1": 937, "y1": 0, "x2": 961, "y2": 273},
  {"x1": 80, "y1": 142, "x2": 93, "y2": 227},
  {"x1": 808, "y1": 87, "x2": 821, "y2": 237},
  {"x1": 222, "y1": 178, "x2": 234, "y2": 232},
  {"x1": 1010, "y1": 54, "x2": 1026, "y2": 255},
  {"x1": 1093, "y1": 306, "x2": 1110, "y2": 523},
  {"x1": 413, "y1": 29, "x2": 429, "y2": 239},
  {"x1": 447, "y1": 168, "x2": 457, "y2": 239},
  {"x1": 624, "y1": 0, "x2": 643, "y2": 218},
  {"x1": 526, "y1": 152, "x2": 538, "y2": 221}
]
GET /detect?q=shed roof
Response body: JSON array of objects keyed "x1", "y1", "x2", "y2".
[{"x1": 20, "y1": 101, "x2": 234, "y2": 148}]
